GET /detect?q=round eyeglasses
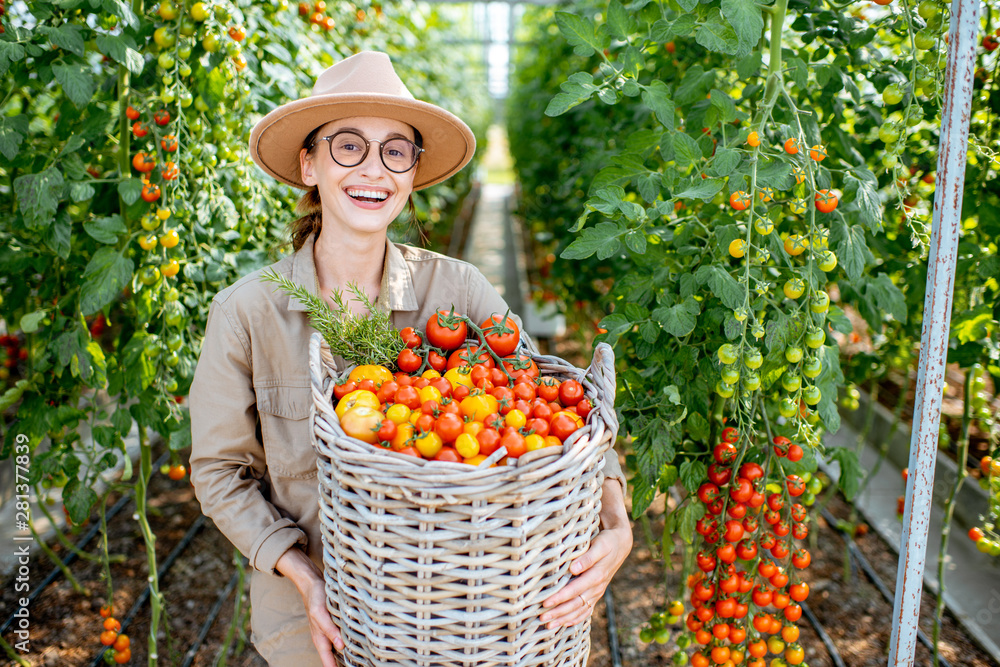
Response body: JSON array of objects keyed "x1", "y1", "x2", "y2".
[{"x1": 313, "y1": 130, "x2": 423, "y2": 173}]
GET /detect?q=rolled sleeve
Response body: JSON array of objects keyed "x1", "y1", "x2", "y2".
[
  {"x1": 189, "y1": 297, "x2": 308, "y2": 575},
  {"x1": 601, "y1": 449, "x2": 626, "y2": 494}
]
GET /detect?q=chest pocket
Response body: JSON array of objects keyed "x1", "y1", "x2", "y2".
[{"x1": 255, "y1": 385, "x2": 317, "y2": 479}]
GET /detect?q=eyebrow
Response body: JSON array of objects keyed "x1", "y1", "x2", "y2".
[{"x1": 333, "y1": 126, "x2": 412, "y2": 142}]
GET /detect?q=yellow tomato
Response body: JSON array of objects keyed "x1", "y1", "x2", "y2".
[
  {"x1": 335, "y1": 389, "x2": 380, "y2": 419},
  {"x1": 525, "y1": 434, "x2": 547, "y2": 451},
  {"x1": 385, "y1": 403, "x2": 411, "y2": 425},
  {"x1": 544, "y1": 435, "x2": 562, "y2": 448},
  {"x1": 505, "y1": 409, "x2": 527, "y2": 429},
  {"x1": 138, "y1": 235, "x2": 157, "y2": 250},
  {"x1": 339, "y1": 406, "x2": 381, "y2": 444},
  {"x1": 444, "y1": 367, "x2": 474, "y2": 389},
  {"x1": 417, "y1": 386, "x2": 443, "y2": 404},
  {"x1": 348, "y1": 365, "x2": 393, "y2": 388},
  {"x1": 421, "y1": 369, "x2": 442, "y2": 379},
  {"x1": 463, "y1": 421, "x2": 484, "y2": 437},
  {"x1": 463, "y1": 454, "x2": 488, "y2": 466},
  {"x1": 161, "y1": 260, "x2": 180, "y2": 278},
  {"x1": 455, "y1": 433, "x2": 480, "y2": 458},
  {"x1": 414, "y1": 431, "x2": 443, "y2": 458},
  {"x1": 783, "y1": 234, "x2": 808, "y2": 256},
  {"x1": 391, "y1": 423, "x2": 415, "y2": 450},
  {"x1": 460, "y1": 393, "x2": 498, "y2": 422}
]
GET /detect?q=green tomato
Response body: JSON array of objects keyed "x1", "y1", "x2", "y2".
[
  {"x1": 785, "y1": 346, "x2": 804, "y2": 364},
  {"x1": 781, "y1": 372, "x2": 802, "y2": 393},
  {"x1": 751, "y1": 323, "x2": 765, "y2": 339},
  {"x1": 145, "y1": 338, "x2": 162, "y2": 358},
  {"x1": 639, "y1": 627, "x2": 654, "y2": 643},
  {"x1": 164, "y1": 351, "x2": 181, "y2": 368},
  {"x1": 203, "y1": 33, "x2": 221, "y2": 53},
  {"x1": 744, "y1": 348, "x2": 763, "y2": 370},
  {"x1": 164, "y1": 287, "x2": 180, "y2": 302},
  {"x1": 178, "y1": 42, "x2": 193, "y2": 59},
  {"x1": 654, "y1": 628, "x2": 672, "y2": 644},
  {"x1": 805, "y1": 326, "x2": 826, "y2": 349},
  {"x1": 722, "y1": 366, "x2": 740, "y2": 385},
  {"x1": 802, "y1": 385, "x2": 821, "y2": 405},
  {"x1": 179, "y1": 18, "x2": 197, "y2": 36},
  {"x1": 158, "y1": 53, "x2": 175, "y2": 70},
  {"x1": 803, "y1": 357, "x2": 823, "y2": 379},
  {"x1": 807, "y1": 476, "x2": 823, "y2": 494},
  {"x1": 676, "y1": 634, "x2": 692, "y2": 650},
  {"x1": 165, "y1": 378, "x2": 179, "y2": 393},
  {"x1": 153, "y1": 27, "x2": 176, "y2": 48},
  {"x1": 779, "y1": 397, "x2": 798, "y2": 418},
  {"x1": 716, "y1": 381, "x2": 736, "y2": 398},
  {"x1": 165, "y1": 306, "x2": 185, "y2": 327},
  {"x1": 190, "y1": 1, "x2": 209, "y2": 21},
  {"x1": 914, "y1": 30, "x2": 936, "y2": 50},
  {"x1": 718, "y1": 344, "x2": 738, "y2": 365},
  {"x1": 810, "y1": 291, "x2": 830, "y2": 313},
  {"x1": 883, "y1": 83, "x2": 904, "y2": 105},
  {"x1": 801, "y1": 491, "x2": 816, "y2": 506},
  {"x1": 733, "y1": 307, "x2": 749, "y2": 322},
  {"x1": 917, "y1": 0, "x2": 940, "y2": 19},
  {"x1": 167, "y1": 334, "x2": 184, "y2": 352},
  {"x1": 178, "y1": 63, "x2": 193, "y2": 78},
  {"x1": 140, "y1": 215, "x2": 160, "y2": 232},
  {"x1": 178, "y1": 91, "x2": 193, "y2": 108},
  {"x1": 878, "y1": 123, "x2": 901, "y2": 144},
  {"x1": 754, "y1": 218, "x2": 774, "y2": 235},
  {"x1": 743, "y1": 372, "x2": 761, "y2": 392},
  {"x1": 817, "y1": 250, "x2": 837, "y2": 272},
  {"x1": 161, "y1": 89, "x2": 176, "y2": 104},
  {"x1": 140, "y1": 266, "x2": 161, "y2": 285},
  {"x1": 976, "y1": 538, "x2": 993, "y2": 554}
]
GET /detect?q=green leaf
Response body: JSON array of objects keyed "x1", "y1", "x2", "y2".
[
  {"x1": 827, "y1": 305, "x2": 853, "y2": 334},
  {"x1": 68, "y1": 182, "x2": 96, "y2": 203},
  {"x1": 130, "y1": 394, "x2": 168, "y2": 430},
  {"x1": 598, "y1": 312, "x2": 632, "y2": 337},
  {"x1": 112, "y1": 406, "x2": 133, "y2": 436},
  {"x1": 624, "y1": 229, "x2": 648, "y2": 254},
  {"x1": 555, "y1": 11, "x2": 606, "y2": 57},
  {"x1": 709, "y1": 89, "x2": 737, "y2": 123},
  {"x1": 709, "y1": 148, "x2": 740, "y2": 177},
  {"x1": 100, "y1": 0, "x2": 140, "y2": 28},
  {"x1": 84, "y1": 215, "x2": 127, "y2": 244},
  {"x1": 0, "y1": 40, "x2": 27, "y2": 76},
  {"x1": 677, "y1": 0, "x2": 698, "y2": 12},
  {"x1": 828, "y1": 447, "x2": 861, "y2": 500},
  {"x1": 118, "y1": 177, "x2": 143, "y2": 205},
  {"x1": 952, "y1": 304, "x2": 995, "y2": 344},
  {"x1": 831, "y1": 219, "x2": 871, "y2": 283},
  {"x1": 675, "y1": 65, "x2": 712, "y2": 105},
  {"x1": 605, "y1": 0, "x2": 636, "y2": 40},
  {"x1": 652, "y1": 297, "x2": 700, "y2": 337},
  {"x1": 52, "y1": 63, "x2": 95, "y2": 108},
  {"x1": 40, "y1": 24, "x2": 86, "y2": 57},
  {"x1": 0, "y1": 115, "x2": 30, "y2": 160},
  {"x1": 545, "y1": 71, "x2": 599, "y2": 116},
  {"x1": 641, "y1": 80, "x2": 675, "y2": 131},
  {"x1": 696, "y1": 9, "x2": 741, "y2": 56},
  {"x1": 674, "y1": 178, "x2": 725, "y2": 201},
  {"x1": 736, "y1": 50, "x2": 762, "y2": 80},
  {"x1": 169, "y1": 410, "x2": 192, "y2": 451},
  {"x1": 561, "y1": 221, "x2": 624, "y2": 260},
  {"x1": 121, "y1": 333, "x2": 156, "y2": 394},
  {"x1": 637, "y1": 173, "x2": 662, "y2": 203},
  {"x1": 678, "y1": 501, "x2": 706, "y2": 544},
  {"x1": 0, "y1": 379, "x2": 31, "y2": 413},
  {"x1": 696, "y1": 265, "x2": 743, "y2": 310},
  {"x1": 673, "y1": 132, "x2": 702, "y2": 171},
  {"x1": 672, "y1": 13, "x2": 697, "y2": 36},
  {"x1": 679, "y1": 459, "x2": 707, "y2": 494},
  {"x1": 80, "y1": 248, "x2": 134, "y2": 315},
  {"x1": 20, "y1": 311, "x2": 47, "y2": 333},
  {"x1": 95, "y1": 33, "x2": 145, "y2": 75},
  {"x1": 721, "y1": 0, "x2": 765, "y2": 54},
  {"x1": 14, "y1": 168, "x2": 64, "y2": 230},
  {"x1": 866, "y1": 274, "x2": 908, "y2": 324},
  {"x1": 845, "y1": 168, "x2": 883, "y2": 233},
  {"x1": 63, "y1": 478, "x2": 98, "y2": 525},
  {"x1": 42, "y1": 210, "x2": 72, "y2": 259}
]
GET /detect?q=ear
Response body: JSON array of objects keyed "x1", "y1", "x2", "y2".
[{"x1": 299, "y1": 147, "x2": 316, "y2": 186}]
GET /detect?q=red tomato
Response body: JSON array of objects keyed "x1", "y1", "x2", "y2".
[
  {"x1": 414, "y1": 413, "x2": 435, "y2": 433},
  {"x1": 376, "y1": 381, "x2": 398, "y2": 404},
  {"x1": 500, "y1": 430, "x2": 527, "y2": 458},
  {"x1": 537, "y1": 378, "x2": 559, "y2": 402},
  {"x1": 397, "y1": 349, "x2": 422, "y2": 373},
  {"x1": 433, "y1": 446, "x2": 462, "y2": 463},
  {"x1": 426, "y1": 310, "x2": 468, "y2": 350},
  {"x1": 400, "y1": 327, "x2": 422, "y2": 348},
  {"x1": 558, "y1": 379, "x2": 584, "y2": 406},
  {"x1": 720, "y1": 426, "x2": 739, "y2": 443},
  {"x1": 477, "y1": 428, "x2": 501, "y2": 455},
  {"x1": 739, "y1": 462, "x2": 764, "y2": 481},
  {"x1": 434, "y1": 413, "x2": 464, "y2": 443},
  {"x1": 333, "y1": 380, "x2": 358, "y2": 400},
  {"x1": 714, "y1": 443, "x2": 738, "y2": 465},
  {"x1": 470, "y1": 364, "x2": 491, "y2": 386},
  {"x1": 575, "y1": 398, "x2": 592, "y2": 418},
  {"x1": 447, "y1": 345, "x2": 493, "y2": 369},
  {"x1": 489, "y1": 367, "x2": 510, "y2": 387},
  {"x1": 397, "y1": 446, "x2": 422, "y2": 458},
  {"x1": 357, "y1": 379, "x2": 376, "y2": 393},
  {"x1": 429, "y1": 377, "x2": 452, "y2": 399},
  {"x1": 707, "y1": 463, "x2": 731, "y2": 486},
  {"x1": 427, "y1": 350, "x2": 447, "y2": 372},
  {"x1": 480, "y1": 314, "x2": 520, "y2": 357},
  {"x1": 394, "y1": 386, "x2": 420, "y2": 410},
  {"x1": 452, "y1": 384, "x2": 470, "y2": 401},
  {"x1": 502, "y1": 353, "x2": 538, "y2": 380},
  {"x1": 526, "y1": 418, "x2": 549, "y2": 437},
  {"x1": 513, "y1": 382, "x2": 536, "y2": 402},
  {"x1": 376, "y1": 419, "x2": 397, "y2": 442}
]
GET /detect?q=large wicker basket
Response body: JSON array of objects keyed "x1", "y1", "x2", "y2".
[{"x1": 308, "y1": 331, "x2": 618, "y2": 667}]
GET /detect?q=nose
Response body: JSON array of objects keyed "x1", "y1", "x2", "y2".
[{"x1": 358, "y1": 140, "x2": 388, "y2": 176}]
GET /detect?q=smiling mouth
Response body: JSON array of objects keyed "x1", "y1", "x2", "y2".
[{"x1": 346, "y1": 188, "x2": 390, "y2": 203}]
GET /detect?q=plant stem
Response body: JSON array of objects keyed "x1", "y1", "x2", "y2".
[
  {"x1": 217, "y1": 552, "x2": 249, "y2": 666},
  {"x1": 932, "y1": 372, "x2": 972, "y2": 666},
  {"x1": 35, "y1": 491, "x2": 113, "y2": 564},
  {"x1": 134, "y1": 429, "x2": 163, "y2": 665},
  {"x1": 27, "y1": 515, "x2": 84, "y2": 593},
  {"x1": 0, "y1": 635, "x2": 31, "y2": 667}
]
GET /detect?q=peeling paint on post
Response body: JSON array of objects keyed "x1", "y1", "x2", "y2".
[{"x1": 887, "y1": 0, "x2": 980, "y2": 664}]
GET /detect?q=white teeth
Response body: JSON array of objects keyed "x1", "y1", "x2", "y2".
[{"x1": 347, "y1": 188, "x2": 389, "y2": 201}]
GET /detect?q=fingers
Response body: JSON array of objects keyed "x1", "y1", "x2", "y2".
[
  {"x1": 569, "y1": 531, "x2": 614, "y2": 576},
  {"x1": 540, "y1": 588, "x2": 603, "y2": 629}
]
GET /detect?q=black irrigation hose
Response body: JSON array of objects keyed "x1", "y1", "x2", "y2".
[
  {"x1": 180, "y1": 561, "x2": 244, "y2": 667},
  {"x1": 820, "y1": 508, "x2": 953, "y2": 667},
  {"x1": 799, "y1": 600, "x2": 848, "y2": 667},
  {"x1": 603, "y1": 586, "x2": 622, "y2": 667},
  {"x1": 90, "y1": 514, "x2": 207, "y2": 667}
]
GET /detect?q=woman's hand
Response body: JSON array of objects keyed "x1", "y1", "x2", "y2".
[
  {"x1": 540, "y1": 478, "x2": 632, "y2": 630},
  {"x1": 276, "y1": 547, "x2": 344, "y2": 667}
]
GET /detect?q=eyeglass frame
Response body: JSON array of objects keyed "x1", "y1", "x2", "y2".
[{"x1": 311, "y1": 130, "x2": 424, "y2": 174}]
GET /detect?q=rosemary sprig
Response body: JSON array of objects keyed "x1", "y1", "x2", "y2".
[{"x1": 261, "y1": 268, "x2": 404, "y2": 368}]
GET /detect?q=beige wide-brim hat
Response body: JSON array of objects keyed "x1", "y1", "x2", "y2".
[{"x1": 249, "y1": 51, "x2": 476, "y2": 191}]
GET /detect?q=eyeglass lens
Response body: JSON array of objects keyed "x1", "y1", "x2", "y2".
[{"x1": 329, "y1": 132, "x2": 419, "y2": 172}]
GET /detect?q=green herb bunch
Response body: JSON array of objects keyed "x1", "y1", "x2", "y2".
[{"x1": 262, "y1": 269, "x2": 404, "y2": 368}]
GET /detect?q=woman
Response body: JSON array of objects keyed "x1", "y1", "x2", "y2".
[{"x1": 189, "y1": 51, "x2": 632, "y2": 667}]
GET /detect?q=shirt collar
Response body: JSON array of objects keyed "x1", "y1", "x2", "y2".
[{"x1": 288, "y1": 231, "x2": 419, "y2": 313}]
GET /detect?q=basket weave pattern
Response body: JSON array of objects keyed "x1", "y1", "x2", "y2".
[{"x1": 308, "y1": 332, "x2": 618, "y2": 667}]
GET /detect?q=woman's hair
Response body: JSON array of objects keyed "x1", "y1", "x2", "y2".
[{"x1": 288, "y1": 125, "x2": 423, "y2": 253}]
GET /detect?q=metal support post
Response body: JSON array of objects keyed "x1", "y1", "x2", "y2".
[{"x1": 887, "y1": 0, "x2": 980, "y2": 663}]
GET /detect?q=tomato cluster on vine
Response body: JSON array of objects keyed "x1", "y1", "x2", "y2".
[
  {"x1": 333, "y1": 310, "x2": 596, "y2": 465},
  {"x1": 97, "y1": 606, "x2": 131, "y2": 664}
]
